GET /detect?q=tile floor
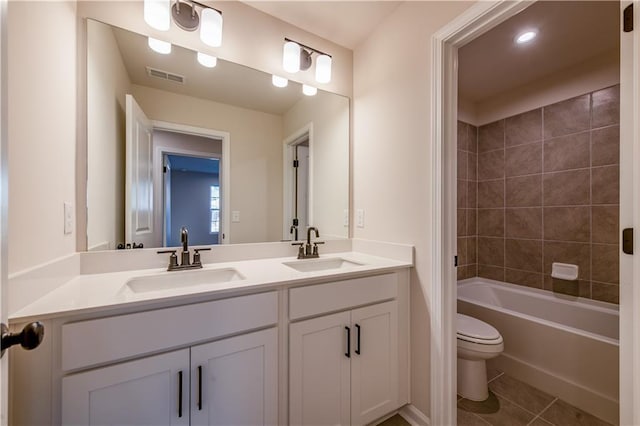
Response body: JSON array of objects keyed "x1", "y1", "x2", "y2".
[
  {"x1": 377, "y1": 369, "x2": 613, "y2": 426},
  {"x1": 457, "y1": 369, "x2": 614, "y2": 426}
]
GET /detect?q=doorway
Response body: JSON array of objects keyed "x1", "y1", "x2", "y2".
[{"x1": 283, "y1": 124, "x2": 313, "y2": 241}]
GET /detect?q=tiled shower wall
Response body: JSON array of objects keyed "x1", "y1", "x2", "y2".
[
  {"x1": 457, "y1": 122, "x2": 479, "y2": 279},
  {"x1": 457, "y1": 85, "x2": 620, "y2": 304}
]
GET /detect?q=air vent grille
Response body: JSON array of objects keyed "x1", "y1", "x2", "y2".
[{"x1": 146, "y1": 67, "x2": 185, "y2": 84}]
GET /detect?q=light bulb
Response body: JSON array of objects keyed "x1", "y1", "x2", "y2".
[
  {"x1": 272, "y1": 75, "x2": 288, "y2": 88},
  {"x1": 283, "y1": 41, "x2": 300, "y2": 73},
  {"x1": 144, "y1": 0, "x2": 170, "y2": 31},
  {"x1": 197, "y1": 52, "x2": 217, "y2": 68},
  {"x1": 516, "y1": 31, "x2": 537, "y2": 44},
  {"x1": 302, "y1": 84, "x2": 317, "y2": 96},
  {"x1": 315, "y1": 54, "x2": 332, "y2": 84},
  {"x1": 148, "y1": 37, "x2": 171, "y2": 54},
  {"x1": 201, "y1": 8, "x2": 223, "y2": 47}
]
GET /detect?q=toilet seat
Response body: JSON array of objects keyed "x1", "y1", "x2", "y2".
[{"x1": 456, "y1": 314, "x2": 503, "y2": 345}]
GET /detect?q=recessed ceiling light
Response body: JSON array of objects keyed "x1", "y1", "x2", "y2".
[{"x1": 516, "y1": 31, "x2": 537, "y2": 44}]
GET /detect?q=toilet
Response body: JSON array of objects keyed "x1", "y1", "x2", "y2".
[{"x1": 456, "y1": 313, "x2": 504, "y2": 401}]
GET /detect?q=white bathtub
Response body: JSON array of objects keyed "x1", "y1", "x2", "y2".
[{"x1": 457, "y1": 277, "x2": 619, "y2": 425}]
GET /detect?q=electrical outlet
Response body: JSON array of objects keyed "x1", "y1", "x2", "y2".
[
  {"x1": 343, "y1": 209, "x2": 349, "y2": 227},
  {"x1": 232, "y1": 211, "x2": 241, "y2": 222},
  {"x1": 64, "y1": 202, "x2": 73, "y2": 235},
  {"x1": 356, "y1": 209, "x2": 365, "y2": 228}
]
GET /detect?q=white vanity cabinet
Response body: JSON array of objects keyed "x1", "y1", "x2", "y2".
[
  {"x1": 62, "y1": 328, "x2": 278, "y2": 426},
  {"x1": 288, "y1": 274, "x2": 404, "y2": 426}
]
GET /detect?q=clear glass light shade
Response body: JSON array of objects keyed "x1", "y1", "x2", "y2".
[
  {"x1": 148, "y1": 37, "x2": 171, "y2": 54},
  {"x1": 283, "y1": 41, "x2": 301, "y2": 73},
  {"x1": 144, "y1": 0, "x2": 171, "y2": 31},
  {"x1": 272, "y1": 75, "x2": 288, "y2": 88},
  {"x1": 302, "y1": 84, "x2": 317, "y2": 96},
  {"x1": 315, "y1": 54, "x2": 332, "y2": 84},
  {"x1": 197, "y1": 52, "x2": 218, "y2": 68},
  {"x1": 201, "y1": 8, "x2": 223, "y2": 47}
]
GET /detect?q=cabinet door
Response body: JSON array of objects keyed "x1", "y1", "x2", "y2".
[
  {"x1": 190, "y1": 328, "x2": 278, "y2": 426},
  {"x1": 351, "y1": 301, "x2": 399, "y2": 425},
  {"x1": 62, "y1": 349, "x2": 189, "y2": 426},
  {"x1": 289, "y1": 311, "x2": 351, "y2": 426}
]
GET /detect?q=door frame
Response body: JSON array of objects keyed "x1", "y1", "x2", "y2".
[
  {"x1": 0, "y1": 0, "x2": 7, "y2": 422},
  {"x1": 152, "y1": 121, "x2": 230, "y2": 245},
  {"x1": 282, "y1": 123, "x2": 314, "y2": 241}
]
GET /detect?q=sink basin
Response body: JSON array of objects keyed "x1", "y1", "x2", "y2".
[
  {"x1": 283, "y1": 257, "x2": 364, "y2": 273},
  {"x1": 125, "y1": 268, "x2": 245, "y2": 293}
]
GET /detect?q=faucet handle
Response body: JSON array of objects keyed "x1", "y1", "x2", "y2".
[
  {"x1": 292, "y1": 242, "x2": 305, "y2": 259},
  {"x1": 312, "y1": 241, "x2": 324, "y2": 256},
  {"x1": 157, "y1": 250, "x2": 178, "y2": 269},
  {"x1": 192, "y1": 248, "x2": 210, "y2": 267}
]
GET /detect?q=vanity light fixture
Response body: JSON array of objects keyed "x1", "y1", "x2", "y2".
[
  {"x1": 516, "y1": 30, "x2": 537, "y2": 44},
  {"x1": 148, "y1": 37, "x2": 172, "y2": 54},
  {"x1": 302, "y1": 84, "x2": 317, "y2": 96},
  {"x1": 197, "y1": 52, "x2": 217, "y2": 68},
  {"x1": 143, "y1": 0, "x2": 223, "y2": 47},
  {"x1": 272, "y1": 75, "x2": 288, "y2": 88},
  {"x1": 282, "y1": 38, "x2": 332, "y2": 84}
]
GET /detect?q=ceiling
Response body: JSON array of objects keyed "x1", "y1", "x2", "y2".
[
  {"x1": 243, "y1": 1, "x2": 402, "y2": 49},
  {"x1": 458, "y1": 1, "x2": 619, "y2": 103}
]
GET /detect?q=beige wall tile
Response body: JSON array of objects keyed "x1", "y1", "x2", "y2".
[
  {"x1": 543, "y1": 132, "x2": 590, "y2": 172},
  {"x1": 478, "y1": 119, "x2": 505, "y2": 152},
  {"x1": 505, "y1": 239, "x2": 543, "y2": 272},
  {"x1": 543, "y1": 206, "x2": 590, "y2": 242},
  {"x1": 506, "y1": 208, "x2": 542, "y2": 239},
  {"x1": 543, "y1": 169, "x2": 591, "y2": 206},
  {"x1": 543, "y1": 94, "x2": 590, "y2": 138},
  {"x1": 505, "y1": 109, "x2": 542, "y2": 147},
  {"x1": 506, "y1": 175, "x2": 542, "y2": 207}
]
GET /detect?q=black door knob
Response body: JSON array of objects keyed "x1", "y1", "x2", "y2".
[{"x1": 1, "y1": 322, "x2": 44, "y2": 357}]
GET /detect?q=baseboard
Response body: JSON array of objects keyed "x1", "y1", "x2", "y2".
[
  {"x1": 490, "y1": 354, "x2": 619, "y2": 425},
  {"x1": 399, "y1": 404, "x2": 430, "y2": 426}
]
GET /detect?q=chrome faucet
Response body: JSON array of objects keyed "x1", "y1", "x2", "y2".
[
  {"x1": 292, "y1": 226, "x2": 324, "y2": 259},
  {"x1": 158, "y1": 227, "x2": 211, "y2": 271}
]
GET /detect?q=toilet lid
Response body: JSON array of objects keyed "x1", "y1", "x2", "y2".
[{"x1": 456, "y1": 313, "x2": 501, "y2": 341}]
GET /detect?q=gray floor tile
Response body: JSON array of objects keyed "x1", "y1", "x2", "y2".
[
  {"x1": 489, "y1": 374, "x2": 555, "y2": 415},
  {"x1": 528, "y1": 416, "x2": 554, "y2": 426},
  {"x1": 487, "y1": 367, "x2": 503, "y2": 382},
  {"x1": 540, "y1": 399, "x2": 613, "y2": 426},
  {"x1": 376, "y1": 414, "x2": 410, "y2": 426},
  {"x1": 458, "y1": 407, "x2": 492, "y2": 426},
  {"x1": 459, "y1": 392, "x2": 536, "y2": 426}
]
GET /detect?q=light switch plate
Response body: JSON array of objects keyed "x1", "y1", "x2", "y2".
[
  {"x1": 343, "y1": 209, "x2": 349, "y2": 227},
  {"x1": 232, "y1": 211, "x2": 240, "y2": 222},
  {"x1": 64, "y1": 202, "x2": 73, "y2": 235},
  {"x1": 356, "y1": 209, "x2": 365, "y2": 228}
]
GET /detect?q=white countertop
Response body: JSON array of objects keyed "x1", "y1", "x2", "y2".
[{"x1": 10, "y1": 251, "x2": 412, "y2": 322}]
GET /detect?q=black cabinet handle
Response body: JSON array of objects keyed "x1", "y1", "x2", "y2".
[
  {"x1": 355, "y1": 324, "x2": 361, "y2": 355},
  {"x1": 178, "y1": 371, "x2": 183, "y2": 418},
  {"x1": 197, "y1": 365, "x2": 203, "y2": 410},
  {"x1": 345, "y1": 326, "x2": 351, "y2": 358}
]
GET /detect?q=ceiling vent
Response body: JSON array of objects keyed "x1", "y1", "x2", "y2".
[{"x1": 146, "y1": 67, "x2": 185, "y2": 84}]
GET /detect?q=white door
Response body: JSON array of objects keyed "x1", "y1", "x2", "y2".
[
  {"x1": 125, "y1": 94, "x2": 156, "y2": 248},
  {"x1": 350, "y1": 301, "x2": 399, "y2": 426},
  {"x1": 190, "y1": 328, "x2": 278, "y2": 426},
  {"x1": 619, "y1": 1, "x2": 640, "y2": 424},
  {"x1": 61, "y1": 349, "x2": 189, "y2": 425},
  {"x1": 289, "y1": 311, "x2": 351, "y2": 426}
]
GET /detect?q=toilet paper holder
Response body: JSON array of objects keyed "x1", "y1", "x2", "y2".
[{"x1": 551, "y1": 262, "x2": 579, "y2": 281}]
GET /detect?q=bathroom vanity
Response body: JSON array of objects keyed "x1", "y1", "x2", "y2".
[{"x1": 8, "y1": 242, "x2": 412, "y2": 426}]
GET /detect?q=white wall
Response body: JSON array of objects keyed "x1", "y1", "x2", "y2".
[
  {"x1": 8, "y1": 1, "x2": 77, "y2": 274},
  {"x1": 353, "y1": 1, "x2": 473, "y2": 417},
  {"x1": 283, "y1": 91, "x2": 349, "y2": 239},
  {"x1": 86, "y1": 19, "x2": 132, "y2": 251},
  {"x1": 132, "y1": 85, "x2": 283, "y2": 244}
]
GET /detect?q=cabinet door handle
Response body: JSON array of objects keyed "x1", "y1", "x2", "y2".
[
  {"x1": 178, "y1": 371, "x2": 183, "y2": 418},
  {"x1": 197, "y1": 365, "x2": 203, "y2": 410},
  {"x1": 345, "y1": 326, "x2": 351, "y2": 358},
  {"x1": 355, "y1": 324, "x2": 361, "y2": 355}
]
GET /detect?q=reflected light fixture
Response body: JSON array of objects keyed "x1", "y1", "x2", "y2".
[
  {"x1": 282, "y1": 38, "x2": 332, "y2": 84},
  {"x1": 197, "y1": 52, "x2": 217, "y2": 68},
  {"x1": 272, "y1": 75, "x2": 288, "y2": 88},
  {"x1": 143, "y1": 0, "x2": 223, "y2": 47},
  {"x1": 148, "y1": 37, "x2": 172, "y2": 54},
  {"x1": 302, "y1": 84, "x2": 317, "y2": 96},
  {"x1": 516, "y1": 30, "x2": 537, "y2": 44}
]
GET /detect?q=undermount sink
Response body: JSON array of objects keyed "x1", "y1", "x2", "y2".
[
  {"x1": 283, "y1": 257, "x2": 365, "y2": 273},
  {"x1": 125, "y1": 268, "x2": 245, "y2": 293}
]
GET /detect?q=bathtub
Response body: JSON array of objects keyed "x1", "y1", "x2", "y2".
[{"x1": 457, "y1": 277, "x2": 619, "y2": 425}]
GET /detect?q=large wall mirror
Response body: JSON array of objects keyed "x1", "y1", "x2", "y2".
[{"x1": 86, "y1": 19, "x2": 349, "y2": 250}]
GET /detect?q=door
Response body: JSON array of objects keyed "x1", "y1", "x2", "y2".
[
  {"x1": 350, "y1": 301, "x2": 399, "y2": 426},
  {"x1": 619, "y1": 1, "x2": 640, "y2": 424},
  {"x1": 125, "y1": 94, "x2": 156, "y2": 248},
  {"x1": 61, "y1": 349, "x2": 189, "y2": 425},
  {"x1": 289, "y1": 311, "x2": 351, "y2": 426},
  {"x1": 190, "y1": 328, "x2": 278, "y2": 426}
]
